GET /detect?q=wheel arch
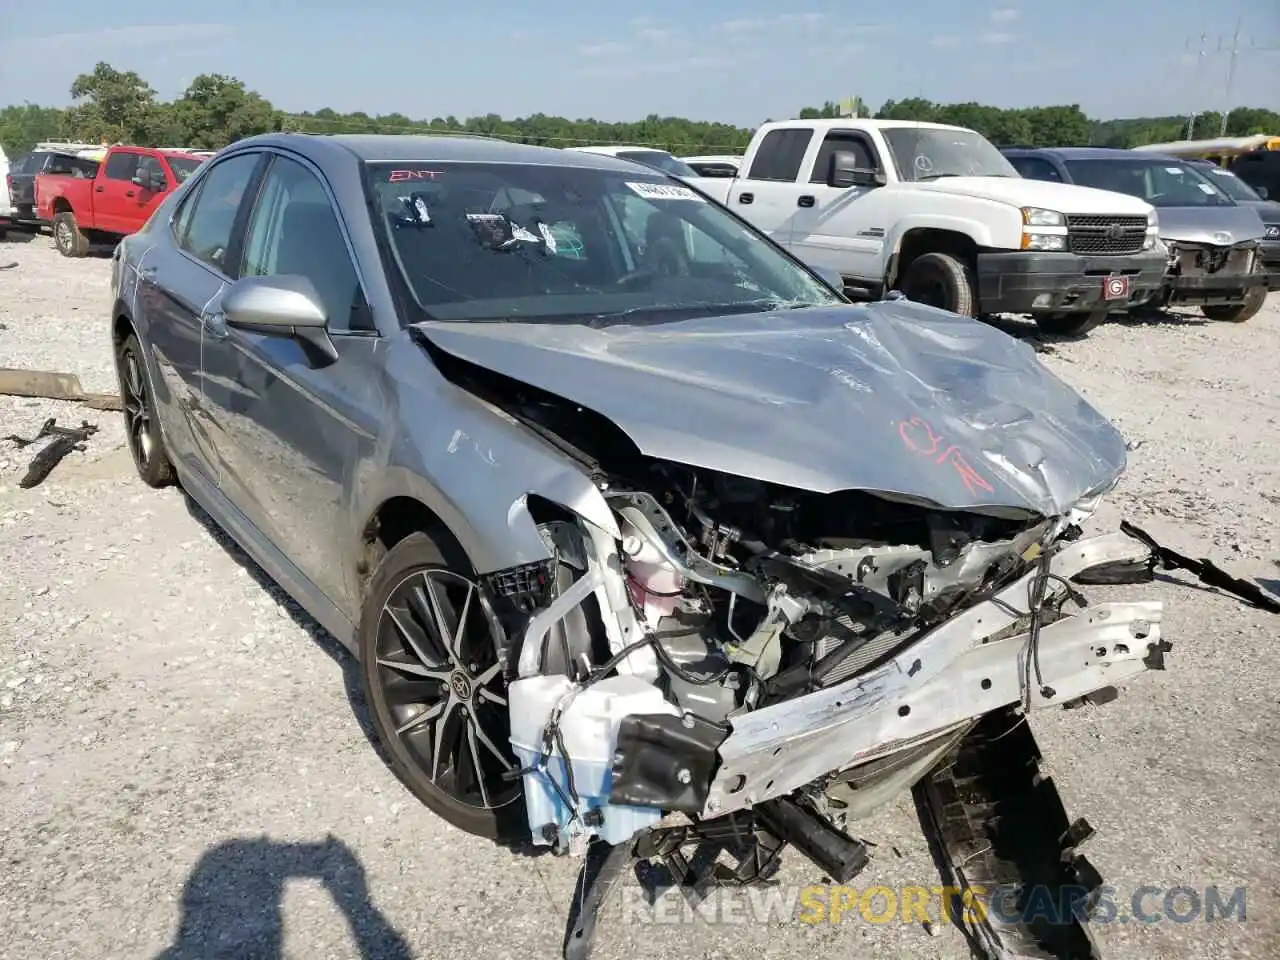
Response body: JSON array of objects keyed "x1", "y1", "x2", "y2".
[
  {"x1": 888, "y1": 226, "x2": 982, "y2": 288},
  {"x1": 354, "y1": 470, "x2": 618, "y2": 604}
]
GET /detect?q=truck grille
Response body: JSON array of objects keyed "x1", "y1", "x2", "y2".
[{"x1": 1066, "y1": 215, "x2": 1148, "y2": 256}]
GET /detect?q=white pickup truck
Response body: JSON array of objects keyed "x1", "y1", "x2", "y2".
[{"x1": 697, "y1": 118, "x2": 1170, "y2": 335}]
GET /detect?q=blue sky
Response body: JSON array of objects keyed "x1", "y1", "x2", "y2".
[{"x1": 1, "y1": 1, "x2": 1277, "y2": 130}]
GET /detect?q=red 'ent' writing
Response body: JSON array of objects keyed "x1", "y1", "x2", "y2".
[
  {"x1": 388, "y1": 169, "x2": 444, "y2": 182},
  {"x1": 897, "y1": 416, "x2": 994, "y2": 497}
]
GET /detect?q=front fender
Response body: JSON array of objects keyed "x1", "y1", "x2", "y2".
[{"x1": 360, "y1": 341, "x2": 618, "y2": 576}]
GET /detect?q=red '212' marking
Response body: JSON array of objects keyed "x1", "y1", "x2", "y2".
[{"x1": 897, "y1": 416, "x2": 994, "y2": 497}]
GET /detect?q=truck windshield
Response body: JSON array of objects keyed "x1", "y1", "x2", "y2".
[
  {"x1": 365, "y1": 162, "x2": 842, "y2": 323},
  {"x1": 167, "y1": 156, "x2": 203, "y2": 182},
  {"x1": 1198, "y1": 166, "x2": 1264, "y2": 202},
  {"x1": 615, "y1": 150, "x2": 700, "y2": 178},
  {"x1": 1063, "y1": 158, "x2": 1234, "y2": 207},
  {"x1": 881, "y1": 127, "x2": 1018, "y2": 182}
]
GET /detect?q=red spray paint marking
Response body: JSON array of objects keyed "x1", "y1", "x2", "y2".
[
  {"x1": 388, "y1": 169, "x2": 444, "y2": 182},
  {"x1": 897, "y1": 416, "x2": 994, "y2": 497}
]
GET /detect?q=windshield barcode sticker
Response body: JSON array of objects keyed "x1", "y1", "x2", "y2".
[{"x1": 625, "y1": 181, "x2": 705, "y2": 202}]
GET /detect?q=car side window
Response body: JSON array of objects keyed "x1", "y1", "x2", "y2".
[
  {"x1": 809, "y1": 132, "x2": 876, "y2": 183},
  {"x1": 175, "y1": 153, "x2": 260, "y2": 274},
  {"x1": 104, "y1": 151, "x2": 138, "y2": 181},
  {"x1": 746, "y1": 129, "x2": 813, "y2": 182},
  {"x1": 1010, "y1": 156, "x2": 1062, "y2": 182},
  {"x1": 239, "y1": 155, "x2": 370, "y2": 333}
]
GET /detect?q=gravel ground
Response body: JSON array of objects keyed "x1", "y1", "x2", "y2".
[{"x1": 1, "y1": 233, "x2": 1278, "y2": 960}]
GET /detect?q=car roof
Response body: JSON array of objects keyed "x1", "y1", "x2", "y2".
[
  {"x1": 228, "y1": 132, "x2": 646, "y2": 173},
  {"x1": 1005, "y1": 146, "x2": 1177, "y2": 161}
]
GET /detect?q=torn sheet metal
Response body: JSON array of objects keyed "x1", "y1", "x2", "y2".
[{"x1": 3, "y1": 417, "x2": 99, "y2": 487}]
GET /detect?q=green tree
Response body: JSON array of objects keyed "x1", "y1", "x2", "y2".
[
  {"x1": 170, "y1": 74, "x2": 280, "y2": 148},
  {"x1": 8, "y1": 61, "x2": 1279, "y2": 159},
  {"x1": 66, "y1": 62, "x2": 159, "y2": 143}
]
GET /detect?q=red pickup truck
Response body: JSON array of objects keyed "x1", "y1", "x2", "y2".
[{"x1": 36, "y1": 145, "x2": 205, "y2": 257}]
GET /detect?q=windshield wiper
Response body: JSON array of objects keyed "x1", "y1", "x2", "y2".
[
  {"x1": 585, "y1": 297, "x2": 819, "y2": 327},
  {"x1": 916, "y1": 173, "x2": 961, "y2": 181}
]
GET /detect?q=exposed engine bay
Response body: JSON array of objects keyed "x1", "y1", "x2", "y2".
[{"x1": 417, "y1": 329, "x2": 1191, "y2": 960}]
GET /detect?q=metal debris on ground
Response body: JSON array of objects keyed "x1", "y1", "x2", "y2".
[
  {"x1": 0, "y1": 367, "x2": 122, "y2": 411},
  {"x1": 3, "y1": 418, "x2": 99, "y2": 488}
]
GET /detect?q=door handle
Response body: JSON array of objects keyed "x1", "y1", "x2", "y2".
[
  {"x1": 738, "y1": 192, "x2": 754, "y2": 204},
  {"x1": 95, "y1": 186, "x2": 104, "y2": 193},
  {"x1": 125, "y1": 190, "x2": 135, "y2": 197},
  {"x1": 798, "y1": 195, "x2": 815, "y2": 208},
  {"x1": 202, "y1": 309, "x2": 229, "y2": 340}
]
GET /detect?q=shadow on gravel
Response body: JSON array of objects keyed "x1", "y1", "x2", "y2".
[
  {"x1": 155, "y1": 834, "x2": 412, "y2": 959},
  {"x1": 1112, "y1": 307, "x2": 1209, "y2": 329},
  {"x1": 178, "y1": 494, "x2": 385, "y2": 763},
  {"x1": 1, "y1": 228, "x2": 36, "y2": 244}
]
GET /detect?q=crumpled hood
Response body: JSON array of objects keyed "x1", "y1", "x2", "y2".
[
  {"x1": 417, "y1": 302, "x2": 1128, "y2": 517},
  {"x1": 1157, "y1": 204, "x2": 1266, "y2": 245}
]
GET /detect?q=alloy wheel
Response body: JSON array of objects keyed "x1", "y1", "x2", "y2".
[
  {"x1": 120, "y1": 345, "x2": 155, "y2": 467},
  {"x1": 371, "y1": 568, "x2": 520, "y2": 812}
]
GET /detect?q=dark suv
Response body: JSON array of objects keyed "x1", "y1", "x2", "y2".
[
  {"x1": 6, "y1": 149, "x2": 100, "y2": 223},
  {"x1": 1003, "y1": 146, "x2": 1272, "y2": 323}
]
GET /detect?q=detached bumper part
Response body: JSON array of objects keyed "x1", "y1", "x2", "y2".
[
  {"x1": 914, "y1": 706, "x2": 1104, "y2": 960},
  {"x1": 975, "y1": 251, "x2": 1168, "y2": 314}
]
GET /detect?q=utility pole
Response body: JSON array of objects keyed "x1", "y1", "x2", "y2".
[
  {"x1": 1183, "y1": 12, "x2": 1280, "y2": 139},
  {"x1": 1185, "y1": 32, "x2": 1207, "y2": 139},
  {"x1": 1217, "y1": 15, "x2": 1242, "y2": 136}
]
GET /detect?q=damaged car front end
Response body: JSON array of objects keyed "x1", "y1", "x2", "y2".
[
  {"x1": 409, "y1": 298, "x2": 1169, "y2": 958},
  {"x1": 368, "y1": 147, "x2": 1172, "y2": 959}
]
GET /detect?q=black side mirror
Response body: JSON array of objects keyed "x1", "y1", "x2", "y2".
[{"x1": 827, "y1": 150, "x2": 884, "y2": 189}]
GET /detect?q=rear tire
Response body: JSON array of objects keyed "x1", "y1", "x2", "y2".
[
  {"x1": 1032, "y1": 308, "x2": 1110, "y2": 337},
  {"x1": 1201, "y1": 284, "x2": 1266, "y2": 323},
  {"x1": 899, "y1": 252, "x2": 978, "y2": 317},
  {"x1": 52, "y1": 211, "x2": 89, "y2": 258},
  {"x1": 115, "y1": 331, "x2": 176, "y2": 488}
]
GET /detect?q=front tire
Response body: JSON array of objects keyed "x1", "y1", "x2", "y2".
[
  {"x1": 899, "y1": 252, "x2": 978, "y2": 317},
  {"x1": 1033, "y1": 307, "x2": 1110, "y2": 337},
  {"x1": 1201, "y1": 284, "x2": 1266, "y2": 323},
  {"x1": 51, "y1": 211, "x2": 89, "y2": 258},
  {"x1": 115, "y1": 331, "x2": 176, "y2": 487},
  {"x1": 359, "y1": 532, "x2": 526, "y2": 842}
]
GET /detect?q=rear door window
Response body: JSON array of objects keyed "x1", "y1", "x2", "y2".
[{"x1": 746, "y1": 129, "x2": 813, "y2": 182}]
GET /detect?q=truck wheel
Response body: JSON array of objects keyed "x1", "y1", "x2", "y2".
[
  {"x1": 1033, "y1": 308, "x2": 1110, "y2": 337},
  {"x1": 52, "y1": 212, "x2": 89, "y2": 258},
  {"x1": 899, "y1": 252, "x2": 977, "y2": 317},
  {"x1": 1201, "y1": 285, "x2": 1266, "y2": 323}
]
